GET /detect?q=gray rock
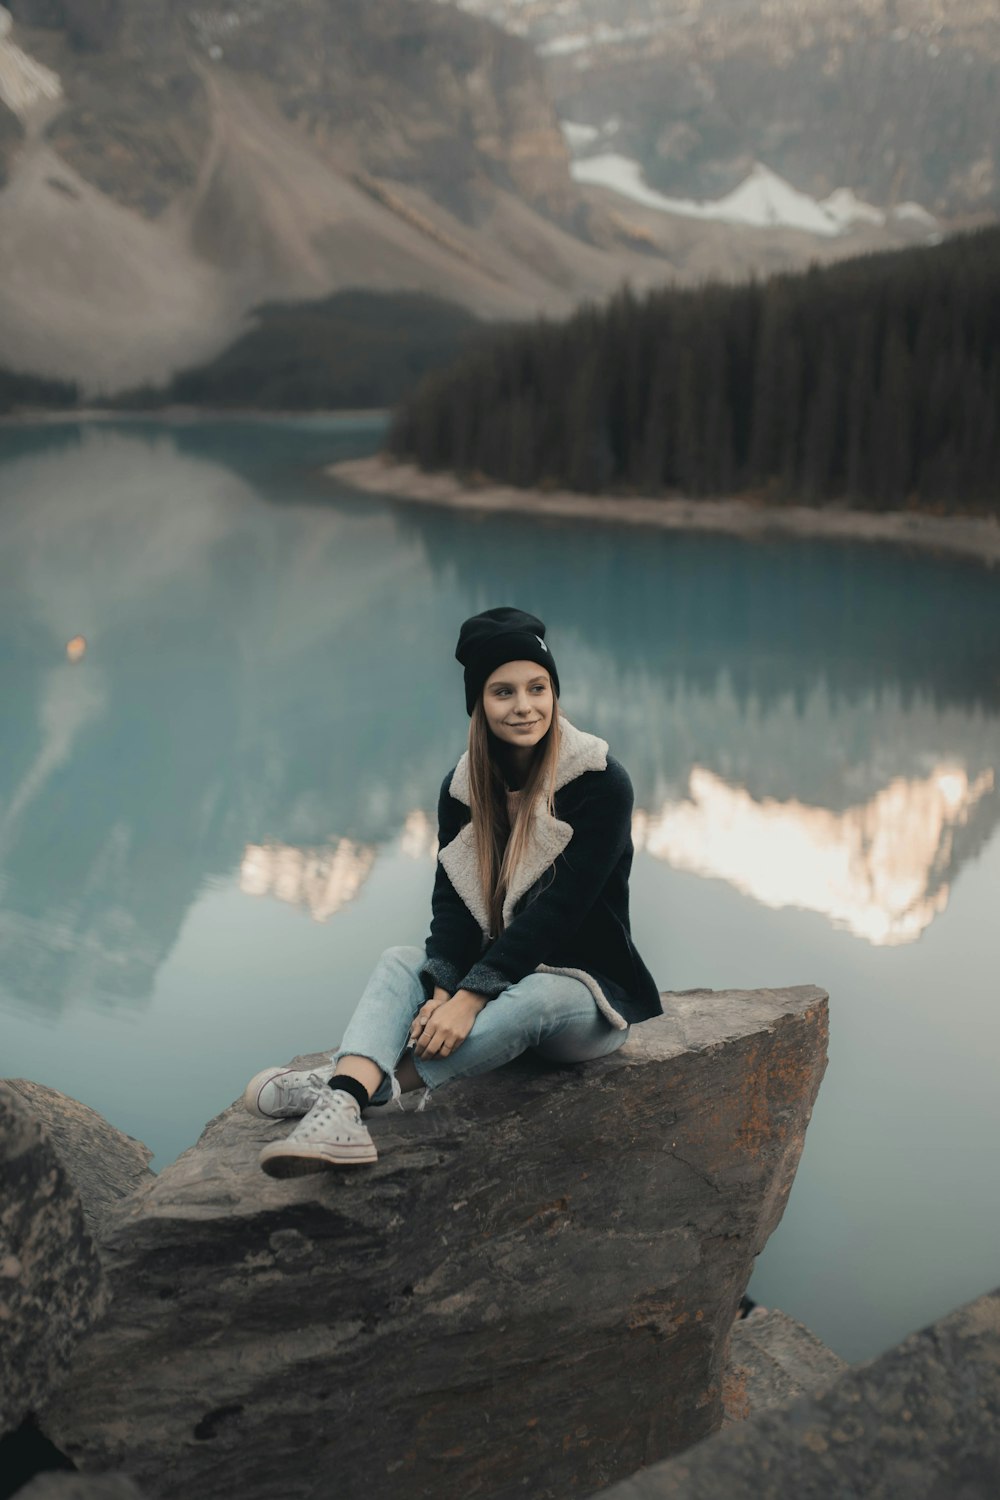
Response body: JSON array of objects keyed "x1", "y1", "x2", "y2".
[
  {"x1": 0, "y1": 1083, "x2": 106, "y2": 1437},
  {"x1": 724, "y1": 1309, "x2": 848, "y2": 1422},
  {"x1": 4, "y1": 1080, "x2": 154, "y2": 1241},
  {"x1": 43, "y1": 985, "x2": 828, "y2": 1500},
  {"x1": 597, "y1": 1287, "x2": 1000, "y2": 1499},
  {"x1": 14, "y1": 1477, "x2": 146, "y2": 1500}
]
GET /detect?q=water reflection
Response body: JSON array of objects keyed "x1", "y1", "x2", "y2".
[
  {"x1": 239, "y1": 809, "x2": 436, "y2": 922},
  {"x1": 235, "y1": 757, "x2": 997, "y2": 946},
  {"x1": 240, "y1": 839, "x2": 379, "y2": 923},
  {"x1": 636, "y1": 763, "x2": 997, "y2": 946},
  {"x1": 1, "y1": 419, "x2": 999, "y2": 1014}
]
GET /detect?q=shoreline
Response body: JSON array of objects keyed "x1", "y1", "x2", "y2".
[
  {"x1": 0, "y1": 406, "x2": 390, "y2": 426},
  {"x1": 327, "y1": 456, "x2": 1000, "y2": 567}
]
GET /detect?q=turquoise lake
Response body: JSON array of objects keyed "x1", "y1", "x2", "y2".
[{"x1": 2, "y1": 413, "x2": 998, "y2": 1364}]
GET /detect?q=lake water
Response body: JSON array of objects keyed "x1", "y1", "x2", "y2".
[{"x1": 2, "y1": 414, "x2": 998, "y2": 1365}]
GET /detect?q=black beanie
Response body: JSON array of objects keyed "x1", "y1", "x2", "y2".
[{"x1": 455, "y1": 606, "x2": 560, "y2": 716}]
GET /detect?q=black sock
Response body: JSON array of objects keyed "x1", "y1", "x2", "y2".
[{"x1": 328, "y1": 1073, "x2": 370, "y2": 1112}]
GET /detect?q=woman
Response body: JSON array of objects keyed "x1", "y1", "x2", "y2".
[{"x1": 245, "y1": 606, "x2": 662, "y2": 1177}]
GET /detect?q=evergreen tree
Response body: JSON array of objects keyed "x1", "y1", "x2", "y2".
[{"x1": 387, "y1": 227, "x2": 1000, "y2": 516}]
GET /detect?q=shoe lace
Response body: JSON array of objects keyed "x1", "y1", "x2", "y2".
[{"x1": 306, "y1": 1074, "x2": 360, "y2": 1118}]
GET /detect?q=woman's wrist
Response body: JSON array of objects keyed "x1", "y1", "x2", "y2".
[{"x1": 454, "y1": 987, "x2": 489, "y2": 1012}]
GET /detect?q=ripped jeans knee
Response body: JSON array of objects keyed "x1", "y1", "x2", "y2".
[{"x1": 328, "y1": 942, "x2": 434, "y2": 1111}]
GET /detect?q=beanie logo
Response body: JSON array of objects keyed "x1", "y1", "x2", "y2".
[{"x1": 535, "y1": 635, "x2": 548, "y2": 651}]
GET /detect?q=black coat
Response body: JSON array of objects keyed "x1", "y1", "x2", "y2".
[{"x1": 419, "y1": 715, "x2": 663, "y2": 1028}]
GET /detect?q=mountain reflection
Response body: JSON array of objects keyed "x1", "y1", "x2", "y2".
[
  {"x1": 240, "y1": 839, "x2": 378, "y2": 922},
  {"x1": 635, "y1": 764, "x2": 997, "y2": 946},
  {"x1": 239, "y1": 810, "x2": 435, "y2": 921},
  {"x1": 238, "y1": 765, "x2": 995, "y2": 947},
  {"x1": 1, "y1": 420, "x2": 999, "y2": 1013}
]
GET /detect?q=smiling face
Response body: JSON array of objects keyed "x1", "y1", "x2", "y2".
[{"x1": 481, "y1": 659, "x2": 555, "y2": 751}]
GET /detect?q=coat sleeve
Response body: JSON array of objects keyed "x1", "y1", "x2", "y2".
[
  {"x1": 455, "y1": 762, "x2": 634, "y2": 1001},
  {"x1": 417, "y1": 769, "x2": 486, "y2": 1001}
]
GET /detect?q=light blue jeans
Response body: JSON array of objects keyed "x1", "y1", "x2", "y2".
[{"x1": 329, "y1": 944, "x2": 630, "y2": 1108}]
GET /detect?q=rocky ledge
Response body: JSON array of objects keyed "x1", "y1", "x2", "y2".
[
  {"x1": 0, "y1": 1082, "x2": 106, "y2": 1438},
  {"x1": 3, "y1": 1079, "x2": 153, "y2": 1240},
  {"x1": 595, "y1": 1288, "x2": 1000, "y2": 1499},
  {"x1": 12, "y1": 984, "x2": 828, "y2": 1499}
]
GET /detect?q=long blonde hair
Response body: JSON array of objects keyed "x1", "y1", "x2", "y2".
[{"x1": 467, "y1": 694, "x2": 562, "y2": 939}]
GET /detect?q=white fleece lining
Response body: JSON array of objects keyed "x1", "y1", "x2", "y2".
[
  {"x1": 436, "y1": 715, "x2": 628, "y2": 1030},
  {"x1": 447, "y1": 714, "x2": 609, "y2": 808},
  {"x1": 439, "y1": 714, "x2": 610, "y2": 934},
  {"x1": 534, "y1": 964, "x2": 629, "y2": 1030},
  {"x1": 437, "y1": 821, "x2": 504, "y2": 934}
]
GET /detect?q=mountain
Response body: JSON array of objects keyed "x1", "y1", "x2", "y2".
[
  {"x1": 452, "y1": 1, "x2": 1000, "y2": 224},
  {"x1": 0, "y1": 0, "x2": 980, "y2": 397},
  {"x1": 110, "y1": 289, "x2": 485, "y2": 412},
  {"x1": 5, "y1": 0, "x2": 581, "y2": 224},
  {"x1": 0, "y1": 0, "x2": 662, "y2": 392}
]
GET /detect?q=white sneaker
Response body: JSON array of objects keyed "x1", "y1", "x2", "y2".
[
  {"x1": 258, "y1": 1082, "x2": 378, "y2": 1177},
  {"x1": 243, "y1": 1065, "x2": 329, "y2": 1120}
]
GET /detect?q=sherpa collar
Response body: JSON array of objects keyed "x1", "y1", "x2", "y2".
[{"x1": 438, "y1": 715, "x2": 609, "y2": 934}]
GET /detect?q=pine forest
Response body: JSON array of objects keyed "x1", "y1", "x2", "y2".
[{"x1": 387, "y1": 228, "x2": 1000, "y2": 514}]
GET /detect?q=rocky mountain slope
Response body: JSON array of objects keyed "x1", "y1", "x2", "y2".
[
  {"x1": 5, "y1": 0, "x2": 581, "y2": 225},
  {"x1": 0, "y1": 0, "x2": 653, "y2": 390},
  {"x1": 454, "y1": 1, "x2": 1000, "y2": 220},
  {"x1": 0, "y1": 0, "x2": 972, "y2": 394}
]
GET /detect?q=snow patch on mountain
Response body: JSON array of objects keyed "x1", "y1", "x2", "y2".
[
  {"x1": 819, "y1": 188, "x2": 887, "y2": 228},
  {"x1": 0, "y1": 6, "x2": 62, "y2": 117},
  {"x1": 560, "y1": 120, "x2": 600, "y2": 150},
  {"x1": 538, "y1": 17, "x2": 666, "y2": 58},
  {"x1": 571, "y1": 154, "x2": 844, "y2": 234},
  {"x1": 539, "y1": 31, "x2": 589, "y2": 57},
  {"x1": 568, "y1": 149, "x2": 938, "y2": 239},
  {"x1": 894, "y1": 200, "x2": 939, "y2": 227}
]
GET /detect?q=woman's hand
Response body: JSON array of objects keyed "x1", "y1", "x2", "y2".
[
  {"x1": 411, "y1": 988, "x2": 488, "y2": 1059},
  {"x1": 409, "y1": 987, "x2": 448, "y2": 1045}
]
